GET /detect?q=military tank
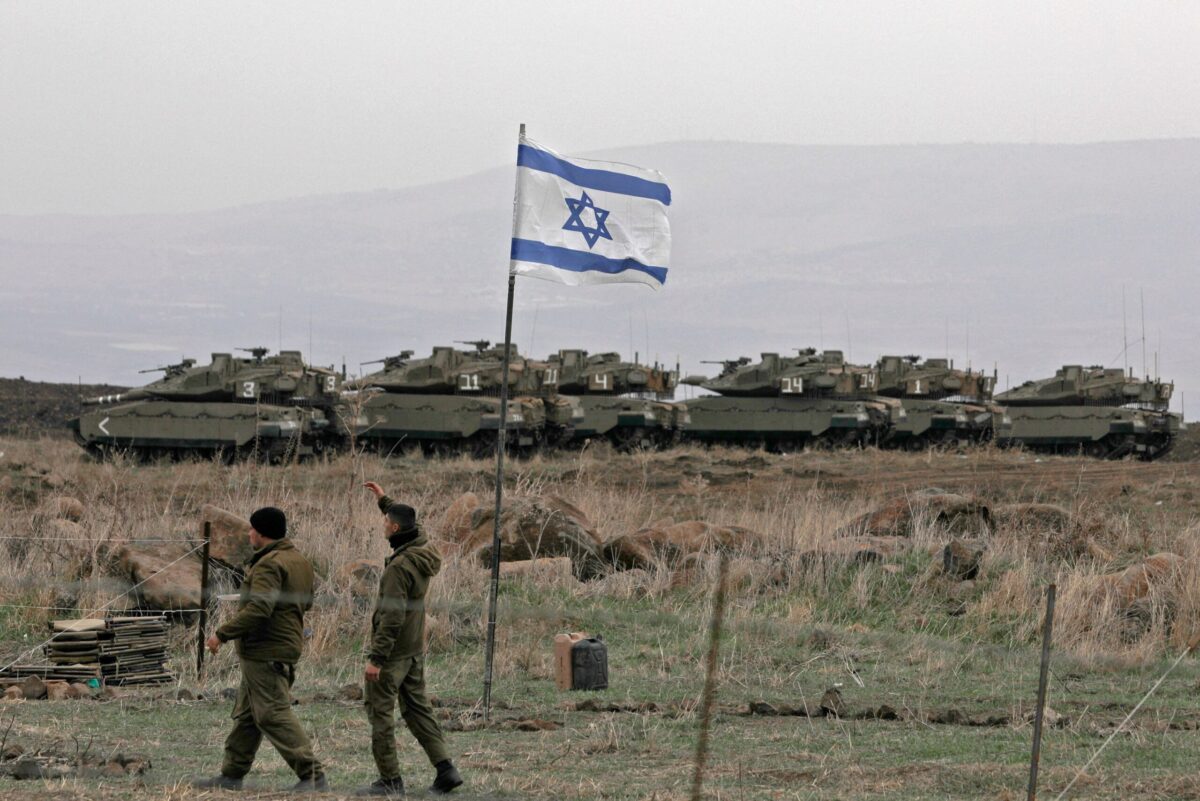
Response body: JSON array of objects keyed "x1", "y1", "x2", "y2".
[
  {"x1": 70, "y1": 348, "x2": 342, "y2": 461},
  {"x1": 677, "y1": 349, "x2": 896, "y2": 450},
  {"x1": 540, "y1": 349, "x2": 679, "y2": 450},
  {"x1": 868, "y1": 355, "x2": 1001, "y2": 449},
  {"x1": 994, "y1": 365, "x2": 1179, "y2": 460},
  {"x1": 342, "y1": 340, "x2": 579, "y2": 457}
]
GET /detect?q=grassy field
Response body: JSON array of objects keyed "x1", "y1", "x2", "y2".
[{"x1": 1, "y1": 437, "x2": 1199, "y2": 799}]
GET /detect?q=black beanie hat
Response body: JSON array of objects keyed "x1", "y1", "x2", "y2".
[
  {"x1": 385, "y1": 503, "x2": 418, "y2": 535},
  {"x1": 249, "y1": 507, "x2": 287, "y2": 540}
]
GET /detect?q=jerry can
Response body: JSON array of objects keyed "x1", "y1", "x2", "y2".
[
  {"x1": 553, "y1": 632, "x2": 587, "y2": 691},
  {"x1": 570, "y1": 636, "x2": 608, "y2": 691}
]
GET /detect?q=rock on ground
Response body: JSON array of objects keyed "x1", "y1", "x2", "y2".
[
  {"x1": 43, "y1": 496, "x2": 85, "y2": 522},
  {"x1": 199, "y1": 504, "x2": 254, "y2": 567},
  {"x1": 991, "y1": 502, "x2": 1112, "y2": 560},
  {"x1": 20, "y1": 677, "x2": 45, "y2": 700},
  {"x1": 441, "y1": 492, "x2": 481, "y2": 543},
  {"x1": 334, "y1": 559, "x2": 381, "y2": 602},
  {"x1": 943, "y1": 539, "x2": 987, "y2": 580},
  {"x1": 498, "y1": 557, "x2": 578, "y2": 585},
  {"x1": 115, "y1": 544, "x2": 203, "y2": 611},
  {"x1": 1102, "y1": 552, "x2": 1188, "y2": 608},
  {"x1": 467, "y1": 496, "x2": 605, "y2": 579},
  {"x1": 44, "y1": 681, "x2": 70, "y2": 701},
  {"x1": 836, "y1": 491, "x2": 990, "y2": 538},
  {"x1": 602, "y1": 521, "x2": 765, "y2": 571}
]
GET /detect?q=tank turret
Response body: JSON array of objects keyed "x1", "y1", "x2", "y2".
[
  {"x1": 545, "y1": 349, "x2": 677, "y2": 399},
  {"x1": 996, "y1": 365, "x2": 1172, "y2": 410},
  {"x1": 349, "y1": 342, "x2": 533, "y2": 395},
  {"x1": 871, "y1": 355, "x2": 994, "y2": 401},
  {"x1": 692, "y1": 350, "x2": 860, "y2": 398},
  {"x1": 82, "y1": 349, "x2": 341, "y2": 407}
]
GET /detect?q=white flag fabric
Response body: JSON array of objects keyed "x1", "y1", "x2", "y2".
[{"x1": 509, "y1": 136, "x2": 672, "y2": 289}]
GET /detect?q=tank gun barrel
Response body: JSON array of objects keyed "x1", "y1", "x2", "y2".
[
  {"x1": 81, "y1": 388, "x2": 151, "y2": 406},
  {"x1": 700, "y1": 357, "x2": 751, "y2": 374}
]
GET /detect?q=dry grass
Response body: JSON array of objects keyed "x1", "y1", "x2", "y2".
[
  {"x1": 2, "y1": 437, "x2": 1200, "y2": 799},
  {"x1": 1, "y1": 437, "x2": 1198, "y2": 670}
]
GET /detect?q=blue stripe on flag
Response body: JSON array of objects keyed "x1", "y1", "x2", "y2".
[
  {"x1": 517, "y1": 145, "x2": 672, "y2": 206},
  {"x1": 511, "y1": 239, "x2": 668, "y2": 284}
]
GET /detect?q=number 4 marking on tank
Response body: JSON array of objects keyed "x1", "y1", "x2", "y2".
[
  {"x1": 98, "y1": 417, "x2": 110, "y2": 435},
  {"x1": 782, "y1": 377, "x2": 803, "y2": 394}
]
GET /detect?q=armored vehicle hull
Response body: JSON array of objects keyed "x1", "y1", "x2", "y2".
[
  {"x1": 345, "y1": 393, "x2": 553, "y2": 457},
  {"x1": 886, "y1": 399, "x2": 998, "y2": 449},
  {"x1": 678, "y1": 396, "x2": 891, "y2": 450},
  {"x1": 996, "y1": 406, "x2": 1180, "y2": 460},
  {"x1": 71, "y1": 401, "x2": 329, "y2": 462},
  {"x1": 566, "y1": 395, "x2": 676, "y2": 450}
]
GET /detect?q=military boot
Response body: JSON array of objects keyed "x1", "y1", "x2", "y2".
[
  {"x1": 430, "y1": 760, "x2": 463, "y2": 794},
  {"x1": 192, "y1": 774, "x2": 244, "y2": 791},
  {"x1": 291, "y1": 773, "x2": 330, "y2": 793},
  {"x1": 355, "y1": 776, "x2": 405, "y2": 797}
]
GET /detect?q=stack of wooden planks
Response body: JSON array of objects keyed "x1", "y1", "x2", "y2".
[{"x1": 1, "y1": 616, "x2": 173, "y2": 686}]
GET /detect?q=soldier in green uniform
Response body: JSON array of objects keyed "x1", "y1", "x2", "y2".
[
  {"x1": 194, "y1": 507, "x2": 328, "y2": 792},
  {"x1": 357, "y1": 481, "x2": 463, "y2": 797}
]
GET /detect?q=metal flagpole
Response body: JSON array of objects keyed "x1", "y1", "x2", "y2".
[{"x1": 483, "y1": 122, "x2": 524, "y2": 721}]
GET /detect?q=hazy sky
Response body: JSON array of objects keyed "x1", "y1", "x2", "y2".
[{"x1": 2, "y1": 1, "x2": 1199, "y2": 214}]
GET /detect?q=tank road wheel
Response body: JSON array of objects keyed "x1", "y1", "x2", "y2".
[
  {"x1": 903, "y1": 435, "x2": 928, "y2": 452},
  {"x1": 469, "y1": 432, "x2": 499, "y2": 460},
  {"x1": 608, "y1": 427, "x2": 652, "y2": 453},
  {"x1": 1083, "y1": 440, "x2": 1111, "y2": 459}
]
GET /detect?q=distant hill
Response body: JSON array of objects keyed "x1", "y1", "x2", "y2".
[
  {"x1": 0, "y1": 378, "x2": 127, "y2": 437},
  {"x1": 2, "y1": 139, "x2": 1197, "y2": 408}
]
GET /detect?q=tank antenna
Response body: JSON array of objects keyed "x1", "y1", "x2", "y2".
[
  {"x1": 1140, "y1": 287, "x2": 1147, "y2": 379},
  {"x1": 1122, "y1": 286, "x2": 1129, "y2": 375},
  {"x1": 643, "y1": 308, "x2": 650, "y2": 366},
  {"x1": 528, "y1": 303, "x2": 539, "y2": 357},
  {"x1": 844, "y1": 310, "x2": 852, "y2": 362},
  {"x1": 628, "y1": 312, "x2": 634, "y2": 363}
]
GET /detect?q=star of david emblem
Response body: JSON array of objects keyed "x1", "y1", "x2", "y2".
[{"x1": 562, "y1": 191, "x2": 612, "y2": 249}]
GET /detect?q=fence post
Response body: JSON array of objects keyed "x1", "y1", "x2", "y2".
[
  {"x1": 1027, "y1": 583, "x2": 1057, "y2": 801},
  {"x1": 690, "y1": 554, "x2": 730, "y2": 801},
  {"x1": 195, "y1": 521, "x2": 212, "y2": 680}
]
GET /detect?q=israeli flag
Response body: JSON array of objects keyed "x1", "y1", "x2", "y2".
[{"x1": 510, "y1": 136, "x2": 671, "y2": 289}]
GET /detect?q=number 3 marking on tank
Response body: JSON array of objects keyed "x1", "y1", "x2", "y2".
[{"x1": 242, "y1": 381, "x2": 256, "y2": 398}]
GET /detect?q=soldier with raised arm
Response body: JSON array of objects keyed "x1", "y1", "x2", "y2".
[
  {"x1": 194, "y1": 507, "x2": 328, "y2": 792},
  {"x1": 357, "y1": 481, "x2": 462, "y2": 797}
]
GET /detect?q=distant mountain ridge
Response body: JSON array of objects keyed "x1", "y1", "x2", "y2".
[{"x1": 1, "y1": 139, "x2": 1197, "y2": 409}]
